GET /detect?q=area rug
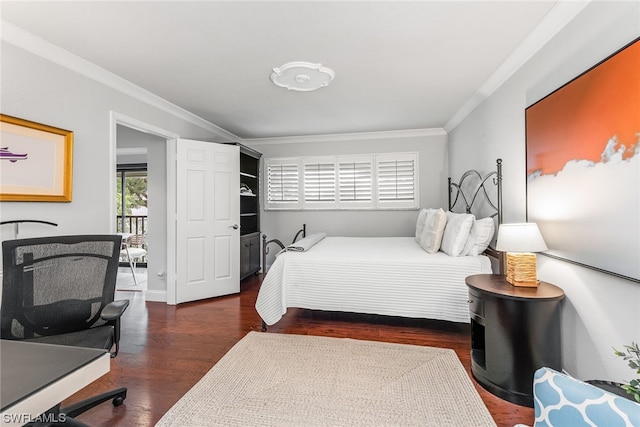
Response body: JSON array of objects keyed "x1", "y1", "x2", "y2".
[{"x1": 156, "y1": 331, "x2": 496, "y2": 426}]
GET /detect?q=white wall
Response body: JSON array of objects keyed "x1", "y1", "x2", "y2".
[
  {"x1": 245, "y1": 130, "x2": 448, "y2": 265},
  {"x1": 448, "y1": 1, "x2": 640, "y2": 382},
  {"x1": 0, "y1": 38, "x2": 235, "y2": 299}
]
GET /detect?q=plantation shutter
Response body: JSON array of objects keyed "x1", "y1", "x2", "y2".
[
  {"x1": 376, "y1": 153, "x2": 418, "y2": 209},
  {"x1": 303, "y1": 160, "x2": 336, "y2": 208},
  {"x1": 338, "y1": 157, "x2": 373, "y2": 208},
  {"x1": 265, "y1": 152, "x2": 418, "y2": 210},
  {"x1": 266, "y1": 160, "x2": 300, "y2": 209}
]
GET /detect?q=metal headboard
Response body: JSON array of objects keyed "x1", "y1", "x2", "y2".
[
  {"x1": 260, "y1": 224, "x2": 306, "y2": 332},
  {"x1": 448, "y1": 158, "x2": 503, "y2": 269},
  {"x1": 262, "y1": 224, "x2": 306, "y2": 276},
  {"x1": 448, "y1": 158, "x2": 502, "y2": 223},
  {"x1": 449, "y1": 159, "x2": 502, "y2": 224}
]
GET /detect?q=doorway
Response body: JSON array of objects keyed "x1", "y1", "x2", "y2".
[{"x1": 111, "y1": 113, "x2": 178, "y2": 301}]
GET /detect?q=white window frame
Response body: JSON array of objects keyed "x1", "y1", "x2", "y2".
[
  {"x1": 376, "y1": 152, "x2": 419, "y2": 210},
  {"x1": 265, "y1": 157, "x2": 301, "y2": 210},
  {"x1": 337, "y1": 155, "x2": 375, "y2": 209},
  {"x1": 264, "y1": 152, "x2": 418, "y2": 211},
  {"x1": 302, "y1": 157, "x2": 338, "y2": 210}
]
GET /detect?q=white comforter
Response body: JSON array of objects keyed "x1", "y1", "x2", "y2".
[{"x1": 256, "y1": 236, "x2": 492, "y2": 326}]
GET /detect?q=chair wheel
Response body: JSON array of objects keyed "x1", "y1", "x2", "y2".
[{"x1": 113, "y1": 396, "x2": 125, "y2": 406}]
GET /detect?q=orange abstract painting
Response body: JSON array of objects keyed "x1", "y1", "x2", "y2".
[
  {"x1": 526, "y1": 39, "x2": 639, "y2": 177},
  {"x1": 526, "y1": 38, "x2": 640, "y2": 282}
]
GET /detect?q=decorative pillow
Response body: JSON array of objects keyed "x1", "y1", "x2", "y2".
[
  {"x1": 440, "y1": 212, "x2": 474, "y2": 257},
  {"x1": 417, "y1": 208, "x2": 447, "y2": 254},
  {"x1": 415, "y1": 208, "x2": 429, "y2": 243},
  {"x1": 461, "y1": 217, "x2": 495, "y2": 256}
]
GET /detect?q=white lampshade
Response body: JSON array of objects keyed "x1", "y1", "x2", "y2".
[{"x1": 496, "y1": 223, "x2": 548, "y2": 253}]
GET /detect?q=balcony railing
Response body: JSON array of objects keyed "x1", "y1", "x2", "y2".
[
  {"x1": 116, "y1": 215, "x2": 147, "y2": 235},
  {"x1": 117, "y1": 215, "x2": 148, "y2": 266}
]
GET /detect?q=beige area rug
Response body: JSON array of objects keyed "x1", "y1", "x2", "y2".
[{"x1": 156, "y1": 331, "x2": 496, "y2": 427}]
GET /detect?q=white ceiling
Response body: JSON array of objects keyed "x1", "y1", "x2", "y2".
[{"x1": 2, "y1": 1, "x2": 577, "y2": 140}]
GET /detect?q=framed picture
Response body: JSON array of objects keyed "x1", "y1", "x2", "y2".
[
  {"x1": 0, "y1": 114, "x2": 73, "y2": 202},
  {"x1": 526, "y1": 38, "x2": 639, "y2": 282}
]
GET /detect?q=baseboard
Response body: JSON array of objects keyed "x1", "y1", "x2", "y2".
[{"x1": 145, "y1": 289, "x2": 167, "y2": 303}]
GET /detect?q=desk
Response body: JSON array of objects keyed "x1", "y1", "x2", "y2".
[{"x1": 1, "y1": 340, "x2": 110, "y2": 426}]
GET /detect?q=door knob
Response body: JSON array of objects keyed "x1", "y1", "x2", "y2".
[{"x1": 231, "y1": 224, "x2": 239, "y2": 229}]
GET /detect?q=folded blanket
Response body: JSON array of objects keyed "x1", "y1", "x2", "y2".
[{"x1": 283, "y1": 232, "x2": 327, "y2": 253}]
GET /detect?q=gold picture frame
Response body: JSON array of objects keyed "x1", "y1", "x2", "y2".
[{"x1": 0, "y1": 114, "x2": 73, "y2": 202}]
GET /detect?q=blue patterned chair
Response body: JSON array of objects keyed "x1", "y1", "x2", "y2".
[{"x1": 531, "y1": 367, "x2": 640, "y2": 427}]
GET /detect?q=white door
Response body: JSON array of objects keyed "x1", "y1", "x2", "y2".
[{"x1": 175, "y1": 139, "x2": 239, "y2": 303}]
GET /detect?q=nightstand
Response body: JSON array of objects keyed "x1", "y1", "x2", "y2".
[{"x1": 465, "y1": 274, "x2": 565, "y2": 407}]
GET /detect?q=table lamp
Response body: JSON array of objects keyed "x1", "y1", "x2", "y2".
[{"x1": 495, "y1": 223, "x2": 548, "y2": 287}]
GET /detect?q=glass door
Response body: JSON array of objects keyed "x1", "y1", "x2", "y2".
[{"x1": 116, "y1": 164, "x2": 148, "y2": 266}]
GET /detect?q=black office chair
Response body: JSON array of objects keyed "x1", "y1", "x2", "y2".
[{"x1": 1, "y1": 234, "x2": 130, "y2": 425}]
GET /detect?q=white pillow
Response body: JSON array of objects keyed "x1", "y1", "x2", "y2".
[
  {"x1": 461, "y1": 217, "x2": 495, "y2": 256},
  {"x1": 415, "y1": 208, "x2": 428, "y2": 243},
  {"x1": 441, "y1": 212, "x2": 474, "y2": 257},
  {"x1": 417, "y1": 208, "x2": 447, "y2": 254}
]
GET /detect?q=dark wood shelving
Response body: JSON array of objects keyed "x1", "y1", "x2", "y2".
[{"x1": 238, "y1": 144, "x2": 262, "y2": 279}]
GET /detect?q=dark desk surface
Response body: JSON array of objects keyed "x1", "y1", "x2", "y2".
[
  {"x1": 466, "y1": 273, "x2": 565, "y2": 301},
  {"x1": 1, "y1": 340, "x2": 108, "y2": 412}
]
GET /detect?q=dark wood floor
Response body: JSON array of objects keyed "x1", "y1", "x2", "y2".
[{"x1": 69, "y1": 274, "x2": 534, "y2": 426}]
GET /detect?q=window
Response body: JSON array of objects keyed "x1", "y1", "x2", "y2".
[
  {"x1": 338, "y1": 156, "x2": 373, "y2": 208},
  {"x1": 265, "y1": 152, "x2": 418, "y2": 210},
  {"x1": 304, "y1": 161, "x2": 336, "y2": 203},
  {"x1": 376, "y1": 153, "x2": 418, "y2": 209},
  {"x1": 266, "y1": 159, "x2": 299, "y2": 209},
  {"x1": 116, "y1": 163, "x2": 148, "y2": 267},
  {"x1": 116, "y1": 163, "x2": 148, "y2": 234}
]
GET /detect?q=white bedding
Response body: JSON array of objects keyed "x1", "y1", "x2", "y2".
[{"x1": 256, "y1": 236, "x2": 492, "y2": 326}]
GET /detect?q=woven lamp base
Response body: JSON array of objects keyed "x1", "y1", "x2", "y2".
[{"x1": 505, "y1": 252, "x2": 539, "y2": 287}]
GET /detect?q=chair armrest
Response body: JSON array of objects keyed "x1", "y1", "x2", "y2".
[{"x1": 101, "y1": 299, "x2": 130, "y2": 321}]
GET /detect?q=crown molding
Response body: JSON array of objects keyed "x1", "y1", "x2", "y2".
[
  {"x1": 244, "y1": 127, "x2": 446, "y2": 146},
  {"x1": 1, "y1": 19, "x2": 240, "y2": 142},
  {"x1": 444, "y1": 0, "x2": 591, "y2": 133}
]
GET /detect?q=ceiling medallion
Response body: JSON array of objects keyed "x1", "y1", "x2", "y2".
[{"x1": 270, "y1": 61, "x2": 335, "y2": 92}]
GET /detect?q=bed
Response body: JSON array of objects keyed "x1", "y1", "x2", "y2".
[{"x1": 256, "y1": 159, "x2": 503, "y2": 328}]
